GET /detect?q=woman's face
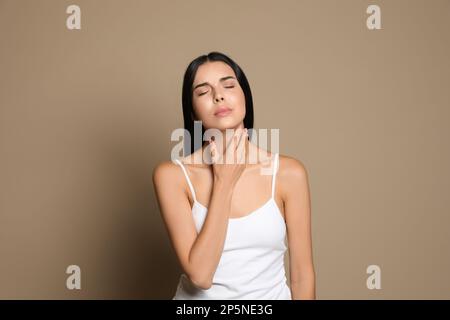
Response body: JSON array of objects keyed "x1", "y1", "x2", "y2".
[{"x1": 192, "y1": 61, "x2": 246, "y2": 131}]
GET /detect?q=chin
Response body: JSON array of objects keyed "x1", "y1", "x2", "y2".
[{"x1": 213, "y1": 119, "x2": 243, "y2": 131}]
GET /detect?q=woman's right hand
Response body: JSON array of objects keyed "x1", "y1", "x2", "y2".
[{"x1": 209, "y1": 128, "x2": 249, "y2": 187}]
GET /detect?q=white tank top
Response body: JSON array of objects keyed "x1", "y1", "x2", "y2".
[{"x1": 172, "y1": 153, "x2": 291, "y2": 300}]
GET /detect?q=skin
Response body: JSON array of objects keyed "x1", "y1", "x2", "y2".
[{"x1": 153, "y1": 61, "x2": 315, "y2": 299}]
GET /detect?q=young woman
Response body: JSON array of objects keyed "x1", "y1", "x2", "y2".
[{"x1": 153, "y1": 52, "x2": 315, "y2": 300}]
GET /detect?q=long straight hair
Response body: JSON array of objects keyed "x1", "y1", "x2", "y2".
[{"x1": 181, "y1": 52, "x2": 254, "y2": 155}]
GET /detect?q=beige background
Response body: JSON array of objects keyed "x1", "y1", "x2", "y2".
[{"x1": 1, "y1": 0, "x2": 449, "y2": 299}]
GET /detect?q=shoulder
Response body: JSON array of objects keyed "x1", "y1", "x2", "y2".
[
  {"x1": 277, "y1": 154, "x2": 310, "y2": 194},
  {"x1": 278, "y1": 154, "x2": 309, "y2": 180},
  {"x1": 152, "y1": 160, "x2": 183, "y2": 187}
]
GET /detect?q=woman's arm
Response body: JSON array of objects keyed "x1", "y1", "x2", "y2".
[
  {"x1": 279, "y1": 156, "x2": 316, "y2": 299},
  {"x1": 153, "y1": 128, "x2": 248, "y2": 290},
  {"x1": 153, "y1": 162, "x2": 234, "y2": 290}
]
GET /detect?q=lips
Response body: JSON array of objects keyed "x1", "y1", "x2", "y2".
[{"x1": 214, "y1": 106, "x2": 232, "y2": 117}]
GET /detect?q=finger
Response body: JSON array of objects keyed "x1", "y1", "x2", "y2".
[
  {"x1": 224, "y1": 130, "x2": 236, "y2": 151},
  {"x1": 230, "y1": 128, "x2": 244, "y2": 164},
  {"x1": 232, "y1": 128, "x2": 246, "y2": 164},
  {"x1": 210, "y1": 141, "x2": 218, "y2": 164},
  {"x1": 225, "y1": 130, "x2": 239, "y2": 164},
  {"x1": 235, "y1": 129, "x2": 247, "y2": 164},
  {"x1": 235, "y1": 128, "x2": 245, "y2": 147}
]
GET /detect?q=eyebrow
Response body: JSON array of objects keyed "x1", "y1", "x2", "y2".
[{"x1": 193, "y1": 76, "x2": 236, "y2": 90}]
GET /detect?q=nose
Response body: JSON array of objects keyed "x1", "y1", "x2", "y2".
[{"x1": 214, "y1": 89, "x2": 225, "y2": 103}]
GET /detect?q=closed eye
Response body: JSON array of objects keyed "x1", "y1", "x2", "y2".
[{"x1": 197, "y1": 85, "x2": 234, "y2": 96}]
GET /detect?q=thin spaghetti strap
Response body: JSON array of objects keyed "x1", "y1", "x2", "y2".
[
  {"x1": 271, "y1": 153, "x2": 279, "y2": 199},
  {"x1": 174, "y1": 159, "x2": 197, "y2": 203}
]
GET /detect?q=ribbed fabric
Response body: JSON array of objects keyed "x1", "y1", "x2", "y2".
[{"x1": 172, "y1": 153, "x2": 291, "y2": 300}]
